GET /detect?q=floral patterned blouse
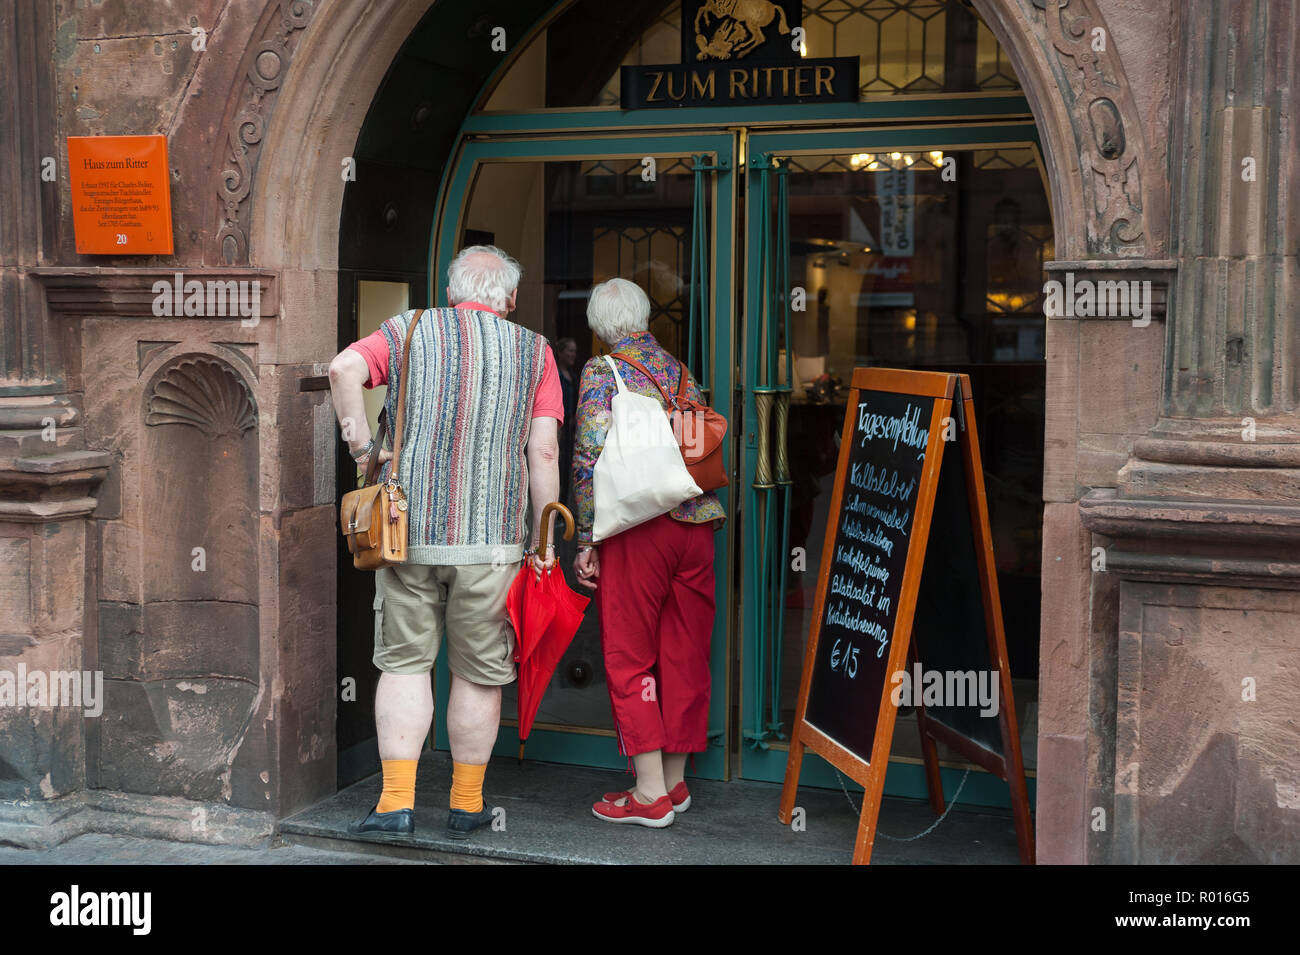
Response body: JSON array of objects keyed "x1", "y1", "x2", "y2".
[{"x1": 571, "y1": 330, "x2": 726, "y2": 544}]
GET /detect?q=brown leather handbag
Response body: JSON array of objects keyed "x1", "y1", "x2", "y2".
[
  {"x1": 339, "y1": 310, "x2": 424, "y2": 570},
  {"x1": 610, "y1": 353, "x2": 729, "y2": 492}
]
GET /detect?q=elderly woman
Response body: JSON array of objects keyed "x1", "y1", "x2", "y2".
[{"x1": 571, "y1": 277, "x2": 725, "y2": 828}]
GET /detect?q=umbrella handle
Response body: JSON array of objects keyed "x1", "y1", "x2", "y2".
[{"x1": 539, "y1": 502, "x2": 576, "y2": 554}]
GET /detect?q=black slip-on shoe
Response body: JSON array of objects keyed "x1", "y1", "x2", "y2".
[
  {"x1": 445, "y1": 802, "x2": 494, "y2": 840},
  {"x1": 348, "y1": 805, "x2": 414, "y2": 836}
]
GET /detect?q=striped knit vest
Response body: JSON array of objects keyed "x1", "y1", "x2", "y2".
[{"x1": 379, "y1": 307, "x2": 547, "y2": 565}]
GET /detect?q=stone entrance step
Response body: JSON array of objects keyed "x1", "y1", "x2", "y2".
[{"x1": 280, "y1": 751, "x2": 1023, "y2": 865}]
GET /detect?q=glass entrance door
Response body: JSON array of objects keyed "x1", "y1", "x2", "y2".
[
  {"x1": 737, "y1": 124, "x2": 1050, "y2": 806},
  {"x1": 425, "y1": 122, "x2": 1048, "y2": 797},
  {"x1": 430, "y1": 132, "x2": 736, "y2": 779}
]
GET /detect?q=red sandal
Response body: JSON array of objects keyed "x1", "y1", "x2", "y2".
[
  {"x1": 592, "y1": 792, "x2": 676, "y2": 828},
  {"x1": 601, "y1": 781, "x2": 691, "y2": 813}
]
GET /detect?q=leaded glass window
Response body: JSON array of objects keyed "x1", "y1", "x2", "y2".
[{"x1": 592, "y1": 0, "x2": 1021, "y2": 106}]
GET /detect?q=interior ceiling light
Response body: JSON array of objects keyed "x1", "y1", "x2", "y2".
[{"x1": 850, "y1": 151, "x2": 943, "y2": 171}]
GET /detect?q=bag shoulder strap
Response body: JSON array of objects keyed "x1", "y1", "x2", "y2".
[
  {"x1": 601, "y1": 354, "x2": 631, "y2": 394},
  {"x1": 609, "y1": 352, "x2": 674, "y2": 407},
  {"x1": 388, "y1": 308, "x2": 426, "y2": 485},
  {"x1": 674, "y1": 359, "x2": 692, "y2": 404},
  {"x1": 362, "y1": 410, "x2": 387, "y2": 486}
]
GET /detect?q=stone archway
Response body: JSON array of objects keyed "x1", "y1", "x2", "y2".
[
  {"x1": 252, "y1": 0, "x2": 1161, "y2": 336},
  {"x1": 250, "y1": 1, "x2": 437, "y2": 277},
  {"x1": 245, "y1": 0, "x2": 1135, "y2": 845},
  {"x1": 972, "y1": 0, "x2": 1162, "y2": 259}
]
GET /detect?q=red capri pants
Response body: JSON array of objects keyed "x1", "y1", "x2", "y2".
[{"x1": 596, "y1": 513, "x2": 716, "y2": 756}]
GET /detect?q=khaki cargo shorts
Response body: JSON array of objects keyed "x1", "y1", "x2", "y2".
[{"x1": 373, "y1": 561, "x2": 520, "y2": 685}]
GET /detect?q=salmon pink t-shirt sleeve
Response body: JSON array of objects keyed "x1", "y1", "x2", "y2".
[
  {"x1": 533, "y1": 346, "x2": 564, "y2": 423},
  {"x1": 347, "y1": 328, "x2": 390, "y2": 388}
]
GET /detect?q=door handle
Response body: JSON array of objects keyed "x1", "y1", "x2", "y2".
[
  {"x1": 774, "y1": 390, "x2": 790, "y2": 485},
  {"x1": 752, "y1": 388, "x2": 775, "y2": 489}
]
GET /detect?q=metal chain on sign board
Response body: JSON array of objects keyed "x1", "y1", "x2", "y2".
[{"x1": 834, "y1": 767, "x2": 971, "y2": 842}]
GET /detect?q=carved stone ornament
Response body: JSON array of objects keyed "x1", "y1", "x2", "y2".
[
  {"x1": 146, "y1": 356, "x2": 258, "y2": 438},
  {"x1": 216, "y1": 1, "x2": 314, "y2": 264},
  {"x1": 1030, "y1": 0, "x2": 1147, "y2": 255}
]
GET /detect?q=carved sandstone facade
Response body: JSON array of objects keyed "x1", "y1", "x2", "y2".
[{"x1": 0, "y1": 0, "x2": 1295, "y2": 862}]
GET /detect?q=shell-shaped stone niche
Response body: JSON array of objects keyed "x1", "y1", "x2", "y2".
[{"x1": 146, "y1": 356, "x2": 258, "y2": 438}]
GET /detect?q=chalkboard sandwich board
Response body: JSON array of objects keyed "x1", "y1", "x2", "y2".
[{"x1": 777, "y1": 368, "x2": 1034, "y2": 864}]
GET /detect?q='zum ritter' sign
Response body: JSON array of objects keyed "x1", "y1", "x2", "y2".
[{"x1": 621, "y1": 0, "x2": 858, "y2": 109}]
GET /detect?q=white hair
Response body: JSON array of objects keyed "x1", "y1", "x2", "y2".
[
  {"x1": 587, "y1": 278, "x2": 650, "y2": 344},
  {"x1": 447, "y1": 245, "x2": 522, "y2": 313}
]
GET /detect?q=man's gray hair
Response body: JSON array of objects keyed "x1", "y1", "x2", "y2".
[
  {"x1": 447, "y1": 245, "x2": 522, "y2": 313},
  {"x1": 587, "y1": 278, "x2": 650, "y2": 344}
]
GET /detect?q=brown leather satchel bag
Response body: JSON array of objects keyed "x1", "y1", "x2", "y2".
[
  {"x1": 339, "y1": 310, "x2": 424, "y2": 571},
  {"x1": 610, "y1": 353, "x2": 729, "y2": 492}
]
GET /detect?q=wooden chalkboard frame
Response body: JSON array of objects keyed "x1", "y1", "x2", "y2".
[{"x1": 777, "y1": 368, "x2": 1034, "y2": 865}]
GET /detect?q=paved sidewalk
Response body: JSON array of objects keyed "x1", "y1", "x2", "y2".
[
  {"x1": 0, "y1": 754, "x2": 1025, "y2": 865},
  {"x1": 0, "y1": 832, "x2": 432, "y2": 865}
]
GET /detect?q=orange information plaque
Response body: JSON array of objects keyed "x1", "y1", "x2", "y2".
[{"x1": 67, "y1": 135, "x2": 174, "y2": 255}]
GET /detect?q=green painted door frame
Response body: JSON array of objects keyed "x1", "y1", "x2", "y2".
[
  {"x1": 429, "y1": 131, "x2": 737, "y2": 780},
  {"x1": 737, "y1": 123, "x2": 1043, "y2": 810}
]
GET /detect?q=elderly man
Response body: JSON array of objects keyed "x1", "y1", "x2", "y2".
[{"x1": 328, "y1": 246, "x2": 563, "y2": 839}]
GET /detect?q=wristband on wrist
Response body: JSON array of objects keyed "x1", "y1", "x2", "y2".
[{"x1": 350, "y1": 439, "x2": 374, "y2": 461}]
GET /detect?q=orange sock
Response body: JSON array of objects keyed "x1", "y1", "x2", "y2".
[
  {"x1": 450, "y1": 761, "x2": 487, "y2": 813},
  {"x1": 376, "y1": 759, "x2": 417, "y2": 813}
]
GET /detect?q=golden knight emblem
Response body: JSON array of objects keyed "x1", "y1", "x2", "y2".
[{"x1": 694, "y1": 0, "x2": 793, "y2": 61}]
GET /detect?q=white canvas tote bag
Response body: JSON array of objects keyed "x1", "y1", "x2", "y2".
[{"x1": 592, "y1": 356, "x2": 702, "y2": 542}]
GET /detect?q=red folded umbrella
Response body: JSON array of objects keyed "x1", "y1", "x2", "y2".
[{"x1": 506, "y1": 502, "x2": 591, "y2": 760}]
